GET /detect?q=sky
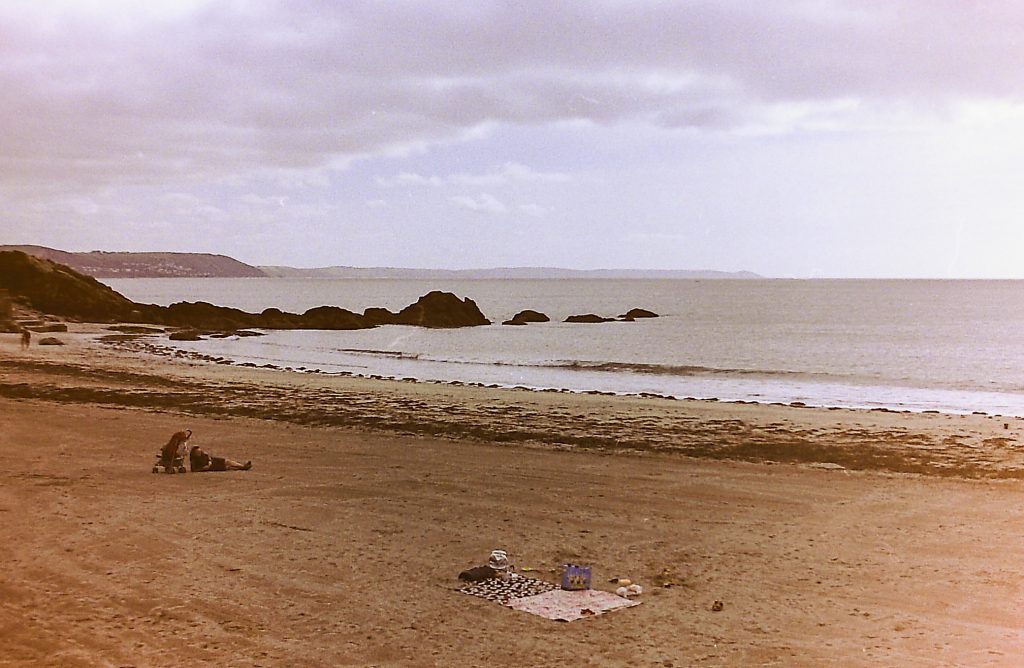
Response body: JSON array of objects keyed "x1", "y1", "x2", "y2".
[{"x1": 2, "y1": 1, "x2": 1024, "y2": 277}]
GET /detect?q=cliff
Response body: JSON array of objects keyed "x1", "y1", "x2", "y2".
[{"x1": 0, "y1": 251, "x2": 138, "y2": 322}]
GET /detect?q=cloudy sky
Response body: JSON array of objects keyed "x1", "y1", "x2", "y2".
[{"x1": 3, "y1": 1, "x2": 1024, "y2": 277}]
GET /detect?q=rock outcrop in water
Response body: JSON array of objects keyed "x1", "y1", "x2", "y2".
[
  {"x1": 618, "y1": 308, "x2": 658, "y2": 320},
  {"x1": 502, "y1": 309, "x2": 550, "y2": 326},
  {"x1": 565, "y1": 314, "x2": 616, "y2": 324},
  {"x1": 0, "y1": 250, "x2": 489, "y2": 331},
  {"x1": 565, "y1": 309, "x2": 659, "y2": 323},
  {"x1": 389, "y1": 291, "x2": 490, "y2": 328}
]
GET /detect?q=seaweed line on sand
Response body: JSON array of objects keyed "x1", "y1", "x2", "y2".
[{"x1": 1, "y1": 357, "x2": 1021, "y2": 479}]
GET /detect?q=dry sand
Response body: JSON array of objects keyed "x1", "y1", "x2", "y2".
[{"x1": 1, "y1": 328, "x2": 1023, "y2": 666}]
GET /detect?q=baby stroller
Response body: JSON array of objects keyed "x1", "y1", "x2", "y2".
[
  {"x1": 153, "y1": 429, "x2": 192, "y2": 474},
  {"x1": 152, "y1": 452, "x2": 187, "y2": 474}
]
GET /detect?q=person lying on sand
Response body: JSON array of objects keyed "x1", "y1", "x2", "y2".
[{"x1": 189, "y1": 445, "x2": 252, "y2": 472}]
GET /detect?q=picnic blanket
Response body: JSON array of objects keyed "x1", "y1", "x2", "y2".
[
  {"x1": 507, "y1": 588, "x2": 640, "y2": 621},
  {"x1": 459, "y1": 574, "x2": 558, "y2": 605},
  {"x1": 460, "y1": 575, "x2": 640, "y2": 621}
]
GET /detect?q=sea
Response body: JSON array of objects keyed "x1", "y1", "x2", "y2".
[{"x1": 102, "y1": 278, "x2": 1024, "y2": 417}]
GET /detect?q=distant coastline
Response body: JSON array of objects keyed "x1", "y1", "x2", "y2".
[
  {"x1": 258, "y1": 265, "x2": 762, "y2": 280},
  {"x1": 1, "y1": 245, "x2": 760, "y2": 280}
]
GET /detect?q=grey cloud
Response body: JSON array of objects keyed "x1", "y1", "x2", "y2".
[{"x1": 2, "y1": 1, "x2": 1023, "y2": 194}]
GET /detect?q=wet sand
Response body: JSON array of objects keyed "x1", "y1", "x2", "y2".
[{"x1": 1, "y1": 328, "x2": 1023, "y2": 666}]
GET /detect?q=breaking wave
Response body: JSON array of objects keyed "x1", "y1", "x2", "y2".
[
  {"x1": 545, "y1": 360, "x2": 808, "y2": 378},
  {"x1": 335, "y1": 348, "x2": 820, "y2": 381}
]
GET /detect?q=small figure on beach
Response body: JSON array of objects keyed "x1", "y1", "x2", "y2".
[
  {"x1": 161, "y1": 429, "x2": 192, "y2": 463},
  {"x1": 20, "y1": 329, "x2": 30, "y2": 349},
  {"x1": 153, "y1": 429, "x2": 191, "y2": 473},
  {"x1": 189, "y1": 445, "x2": 251, "y2": 472}
]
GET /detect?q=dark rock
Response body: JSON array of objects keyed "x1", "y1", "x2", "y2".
[
  {"x1": 169, "y1": 330, "x2": 203, "y2": 341},
  {"x1": 259, "y1": 307, "x2": 304, "y2": 329},
  {"x1": 300, "y1": 305, "x2": 365, "y2": 330},
  {"x1": 565, "y1": 314, "x2": 615, "y2": 324},
  {"x1": 502, "y1": 309, "x2": 550, "y2": 326},
  {"x1": 361, "y1": 307, "x2": 395, "y2": 326},
  {"x1": 38, "y1": 337, "x2": 65, "y2": 346},
  {"x1": 0, "y1": 250, "x2": 136, "y2": 322},
  {"x1": 458, "y1": 565, "x2": 496, "y2": 582},
  {"x1": 392, "y1": 291, "x2": 490, "y2": 328},
  {"x1": 159, "y1": 301, "x2": 261, "y2": 330},
  {"x1": 617, "y1": 308, "x2": 659, "y2": 320}
]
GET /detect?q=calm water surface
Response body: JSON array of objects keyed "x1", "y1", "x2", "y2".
[{"x1": 103, "y1": 278, "x2": 1024, "y2": 416}]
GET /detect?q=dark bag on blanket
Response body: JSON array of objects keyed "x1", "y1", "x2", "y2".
[{"x1": 458, "y1": 565, "x2": 497, "y2": 582}]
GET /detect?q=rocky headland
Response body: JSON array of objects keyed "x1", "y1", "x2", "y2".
[
  {"x1": 1, "y1": 249, "x2": 662, "y2": 342},
  {"x1": 0, "y1": 250, "x2": 489, "y2": 333}
]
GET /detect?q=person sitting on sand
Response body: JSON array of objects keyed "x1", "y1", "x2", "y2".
[{"x1": 189, "y1": 445, "x2": 252, "y2": 472}]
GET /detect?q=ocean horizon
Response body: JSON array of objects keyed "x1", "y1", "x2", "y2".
[{"x1": 103, "y1": 277, "x2": 1024, "y2": 417}]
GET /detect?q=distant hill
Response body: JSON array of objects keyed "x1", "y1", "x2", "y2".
[
  {"x1": 0, "y1": 245, "x2": 266, "y2": 278},
  {"x1": 260, "y1": 265, "x2": 761, "y2": 279},
  {"x1": 1, "y1": 246, "x2": 760, "y2": 279}
]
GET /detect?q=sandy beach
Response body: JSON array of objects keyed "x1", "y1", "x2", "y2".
[{"x1": 1, "y1": 328, "x2": 1023, "y2": 667}]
